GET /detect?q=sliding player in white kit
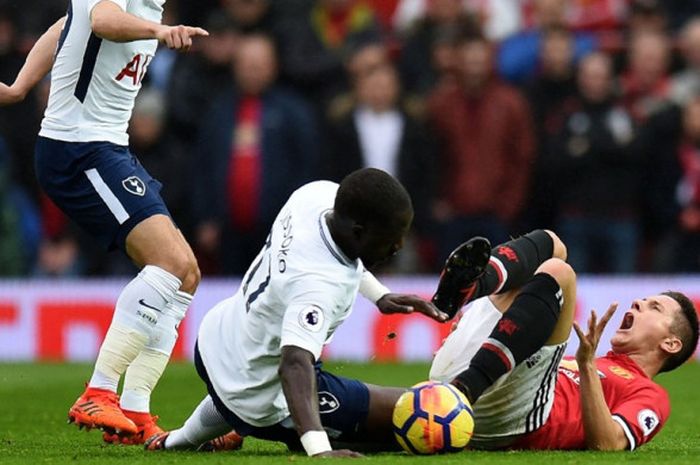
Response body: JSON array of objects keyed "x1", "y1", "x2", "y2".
[
  {"x1": 145, "y1": 168, "x2": 449, "y2": 457},
  {"x1": 0, "y1": 0, "x2": 207, "y2": 444}
]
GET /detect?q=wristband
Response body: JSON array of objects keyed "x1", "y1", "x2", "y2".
[
  {"x1": 300, "y1": 430, "x2": 332, "y2": 456},
  {"x1": 360, "y1": 271, "x2": 391, "y2": 303}
]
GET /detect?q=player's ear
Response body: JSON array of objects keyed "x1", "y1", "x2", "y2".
[
  {"x1": 661, "y1": 336, "x2": 682, "y2": 355},
  {"x1": 351, "y1": 222, "x2": 365, "y2": 241}
]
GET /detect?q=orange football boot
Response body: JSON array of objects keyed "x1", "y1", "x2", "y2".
[
  {"x1": 68, "y1": 387, "x2": 137, "y2": 435},
  {"x1": 197, "y1": 430, "x2": 244, "y2": 452},
  {"x1": 103, "y1": 410, "x2": 164, "y2": 445}
]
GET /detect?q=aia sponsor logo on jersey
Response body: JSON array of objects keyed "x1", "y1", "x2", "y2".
[
  {"x1": 115, "y1": 54, "x2": 153, "y2": 86},
  {"x1": 299, "y1": 306, "x2": 324, "y2": 332},
  {"x1": 637, "y1": 409, "x2": 659, "y2": 436}
]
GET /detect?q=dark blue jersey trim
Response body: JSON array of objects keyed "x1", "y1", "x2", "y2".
[{"x1": 74, "y1": 32, "x2": 103, "y2": 103}]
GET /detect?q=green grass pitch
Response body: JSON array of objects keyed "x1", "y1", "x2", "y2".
[{"x1": 1, "y1": 361, "x2": 699, "y2": 464}]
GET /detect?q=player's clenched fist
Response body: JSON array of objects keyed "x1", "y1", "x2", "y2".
[{"x1": 156, "y1": 25, "x2": 208, "y2": 51}]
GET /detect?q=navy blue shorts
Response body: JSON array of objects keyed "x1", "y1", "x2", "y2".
[
  {"x1": 35, "y1": 136, "x2": 171, "y2": 251},
  {"x1": 193, "y1": 343, "x2": 370, "y2": 448}
]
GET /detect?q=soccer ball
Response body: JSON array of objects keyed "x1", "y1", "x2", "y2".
[{"x1": 392, "y1": 381, "x2": 474, "y2": 454}]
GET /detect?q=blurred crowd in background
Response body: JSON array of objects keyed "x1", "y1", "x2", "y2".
[{"x1": 1, "y1": 0, "x2": 700, "y2": 277}]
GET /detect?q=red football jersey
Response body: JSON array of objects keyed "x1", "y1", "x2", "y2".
[{"x1": 517, "y1": 352, "x2": 670, "y2": 450}]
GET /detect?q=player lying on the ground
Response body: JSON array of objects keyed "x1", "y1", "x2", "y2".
[
  {"x1": 145, "y1": 168, "x2": 449, "y2": 457},
  {"x1": 144, "y1": 227, "x2": 559, "y2": 455},
  {"x1": 0, "y1": 0, "x2": 208, "y2": 445},
  {"x1": 430, "y1": 232, "x2": 699, "y2": 451}
]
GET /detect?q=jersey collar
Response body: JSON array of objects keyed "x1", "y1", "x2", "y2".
[{"x1": 318, "y1": 210, "x2": 355, "y2": 267}]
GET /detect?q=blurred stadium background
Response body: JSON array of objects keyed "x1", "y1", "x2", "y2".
[{"x1": 1, "y1": 0, "x2": 699, "y2": 390}]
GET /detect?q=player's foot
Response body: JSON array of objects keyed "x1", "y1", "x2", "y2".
[
  {"x1": 67, "y1": 387, "x2": 138, "y2": 436},
  {"x1": 432, "y1": 237, "x2": 491, "y2": 317},
  {"x1": 103, "y1": 411, "x2": 164, "y2": 445},
  {"x1": 197, "y1": 430, "x2": 244, "y2": 452},
  {"x1": 144, "y1": 431, "x2": 169, "y2": 451}
]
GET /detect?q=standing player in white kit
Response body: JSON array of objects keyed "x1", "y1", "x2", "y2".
[{"x1": 0, "y1": 0, "x2": 207, "y2": 445}]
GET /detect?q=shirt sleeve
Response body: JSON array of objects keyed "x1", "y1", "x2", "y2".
[
  {"x1": 610, "y1": 386, "x2": 670, "y2": 451},
  {"x1": 87, "y1": 0, "x2": 128, "y2": 16},
  {"x1": 280, "y1": 302, "x2": 332, "y2": 360}
]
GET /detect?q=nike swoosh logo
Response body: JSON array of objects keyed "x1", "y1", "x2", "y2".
[{"x1": 139, "y1": 299, "x2": 163, "y2": 313}]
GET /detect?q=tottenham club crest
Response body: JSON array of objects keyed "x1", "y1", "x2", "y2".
[
  {"x1": 318, "y1": 391, "x2": 340, "y2": 414},
  {"x1": 123, "y1": 176, "x2": 146, "y2": 196},
  {"x1": 299, "y1": 306, "x2": 324, "y2": 332}
]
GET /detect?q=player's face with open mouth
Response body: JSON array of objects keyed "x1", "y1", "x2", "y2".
[{"x1": 611, "y1": 294, "x2": 678, "y2": 354}]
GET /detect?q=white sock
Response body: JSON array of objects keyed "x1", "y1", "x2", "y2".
[
  {"x1": 120, "y1": 289, "x2": 193, "y2": 412},
  {"x1": 165, "y1": 396, "x2": 230, "y2": 450},
  {"x1": 89, "y1": 265, "x2": 181, "y2": 394}
]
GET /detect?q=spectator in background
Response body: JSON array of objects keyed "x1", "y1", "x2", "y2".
[
  {"x1": 428, "y1": 32, "x2": 535, "y2": 266},
  {"x1": 276, "y1": 0, "x2": 382, "y2": 106},
  {"x1": 548, "y1": 52, "x2": 640, "y2": 273},
  {"x1": 193, "y1": 34, "x2": 318, "y2": 275},
  {"x1": 663, "y1": 0, "x2": 700, "y2": 32},
  {"x1": 0, "y1": 137, "x2": 27, "y2": 275},
  {"x1": 130, "y1": 89, "x2": 191, "y2": 236},
  {"x1": 166, "y1": 13, "x2": 239, "y2": 153},
  {"x1": 394, "y1": 0, "x2": 520, "y2": 42},
  {"x1": 525, "y1": 25, "x2": 578, "y2": 228},
  {"x1": 398, "y1": 0, "x2": 478, "y2": 95},
  {"x1": 645, "y1": 97, "x2": 700, "y2": 273},
  {"x1": 0, "y1": 6, "x2": 42, "y2": 198},
  {"x1": 324, "y1": 60, "x2": 436, "y2": 270},
  {"x1": 222, "y1": 0, "x2": 274, "y2": 33},
  {"x1": 627, "y1": 0, "x2": 668, "y2": 36},
  {"x1": 671, "y1": 18, "x2": 700, "y2": 106},
  {"x1": 620, "y1": 30, "x2": 672, "y2": 123},
  {"x1": 498, "y1": 0, "x2": 597, "y2": 84}
]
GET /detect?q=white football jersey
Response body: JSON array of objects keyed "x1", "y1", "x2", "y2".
[
  {"x1": 198, "y1": 181, "x2": 366, "y2": 427},
  {"x1": 40, "y1": 0, "x2": 163, "y2": 146}
]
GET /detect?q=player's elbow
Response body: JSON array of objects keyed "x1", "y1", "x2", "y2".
[
  {"x1": 587, "y1": 441, "x2": 627, "y2": 451},
  {"x1": 586, "y1": 435, "x2": 628, "y2": 451}
]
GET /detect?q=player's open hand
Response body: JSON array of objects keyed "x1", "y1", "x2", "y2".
[
  {"x1": 573, "y1": 303, "x2": 618, "y2": 365},
  {"x1": 0, "y1": 83, "x2": 24, "y2": 106},
  {"x1": 377, "y1": 293, "x2": 449, "y2": 322},
  {"x1": 156, "y1": 25, "x2": 209, "y2": 51},
  {"x1": 314, "y1": 449, "x2": 364, "y2": 458}
]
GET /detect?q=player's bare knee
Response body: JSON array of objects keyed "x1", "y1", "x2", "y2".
[
  {"x1": 179, "y1": 256, "x2": 201, "y2": 294},
  {"x1": 536, "y1": 258, "x2": 575, "y2": 290},
  {"x1": 543, "y1": 230, "x2": 567, "y2": 261},
  {"x1": 158, "y1": 249, "x2": 200, "y2": 293}
]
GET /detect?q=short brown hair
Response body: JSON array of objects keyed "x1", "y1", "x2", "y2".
[{"x1": 659, "y1": 291, "x2": 699, "y2": 373}]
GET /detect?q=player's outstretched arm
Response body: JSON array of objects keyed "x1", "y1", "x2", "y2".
[
  {"x1": 0, "y1": 16, "x2": 65, "y2": 106},
  {"x1": 90, "y1": 0, "x2": 207, "y2": 50},
  {"x1": 279, "y1": 346, "x2": 363, "y2": 458},
  {"x1": 574, "y1": 304, "x2": 629, "y2": 451},
  {"x1": 360, "y1": 270, "x2": 448, "y2": 322}
]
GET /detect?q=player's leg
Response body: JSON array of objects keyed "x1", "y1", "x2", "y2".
[
  {"x1": 451, "y1": 258, "x2": 574, "y2": 404},
  {"x1": 101, "y1": 215, "x2": 199, "y2": 443},
  {"x1": 433, "y1": 229, "x2": 565, "y2": 317},
  {"x1": 146, "y1": 395, "x2": 236, "y2": 451},
  {"x1": 68, "y1": 153, "x2": 198, "y2": 438}
]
